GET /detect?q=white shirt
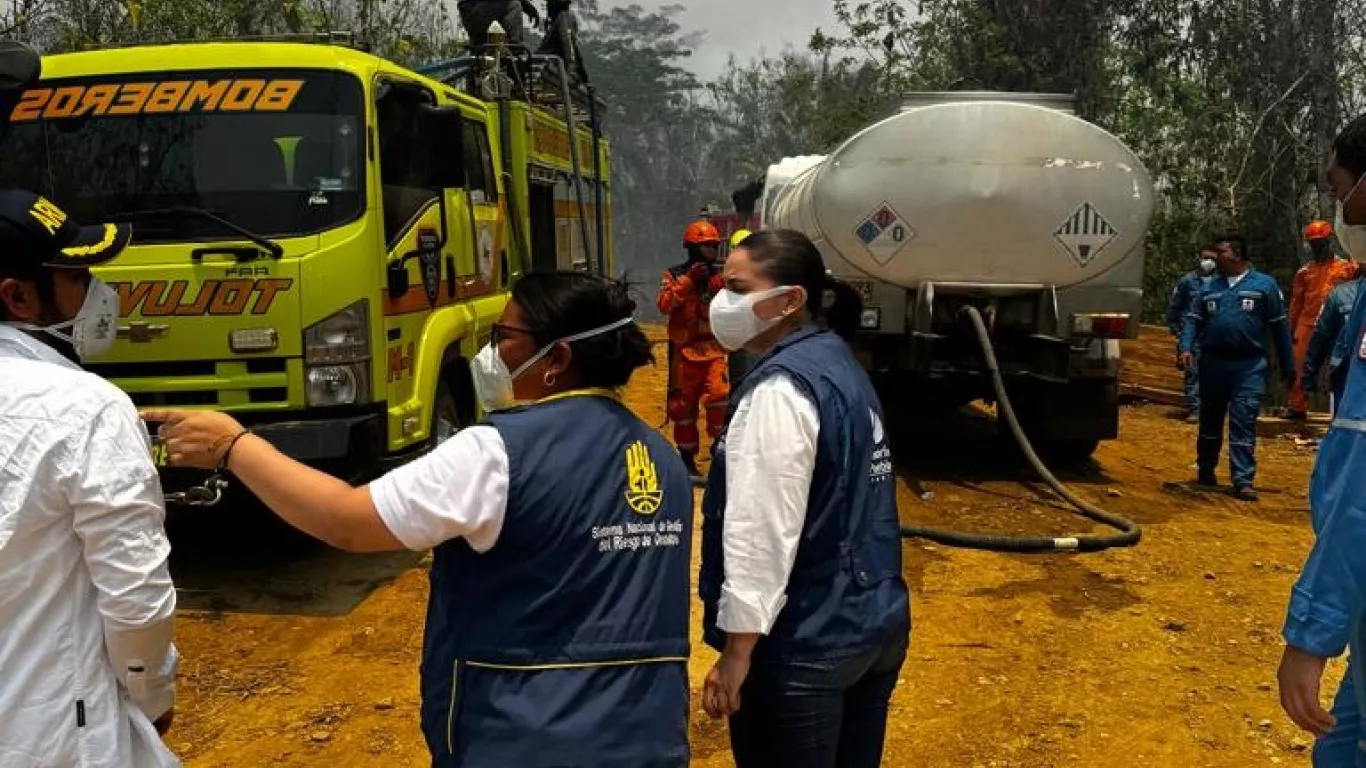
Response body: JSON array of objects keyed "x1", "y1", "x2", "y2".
[
  {"x1": 366, "y1": 379, "x2": 820, "y2": 637},
  {"x1": 716, "y1": 374, "x2": 820, "y2": 635},
  {"x1": 369, "y1": 426, "x2": 510, "y2": 552},
  {"x1": 1227, "y1": 269, "x2": 1249, "y2": 287},
  {"x1": 0, "y1": 326, "x2": 179, "y2": 768}
]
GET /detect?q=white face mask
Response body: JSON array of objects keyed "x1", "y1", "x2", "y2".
[
  {"x1": 1336, "y1": 176, "x2": 1366, "y2": 259},
  {"x1": 8, "y1": 277, "x2": 118, "y2": 362},
  {"x1": 1199, "y1": 259, "x2": 1217, "y2": 274},
  {"x1": 471, "y1": 315, "x2": 635, "y2": 413},
  {"x1": 708, "y1": 286, "x2": 799, "y2": 352}
]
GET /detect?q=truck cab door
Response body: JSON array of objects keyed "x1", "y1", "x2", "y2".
[
  {"x1": 374, "y1": 79, "x2": 468, "y2": 448},
  {"x1": 460, "y1": 118, "x2": 506, "y2": 291}
]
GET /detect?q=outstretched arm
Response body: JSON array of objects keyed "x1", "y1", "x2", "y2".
[{"x1": 140, "y1": 409, "x2": 402, "y2": 553}]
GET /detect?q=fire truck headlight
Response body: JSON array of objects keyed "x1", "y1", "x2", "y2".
[
  {"x1": 306, "y1": 364, "x2": 369, "y2": 407},
  {"x1": 305, "y1": 300, "x2": 370, "y2": 365},
  {"x1": 304, "y1": 301, "x2": 371, "y2": 406}
]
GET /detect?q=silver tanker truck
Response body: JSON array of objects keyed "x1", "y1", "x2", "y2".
[{"x1": 760, "y1": 92, "x2": 1156, "y2": 463}]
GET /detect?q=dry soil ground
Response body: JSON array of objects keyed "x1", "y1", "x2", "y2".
[{"x1": 165, "y1": 329, "x2": 1331, "y2": 767}]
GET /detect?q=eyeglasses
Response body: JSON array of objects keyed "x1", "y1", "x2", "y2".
[{"x1": 491, "y1": 323, "x2": 537, "y2": 346}]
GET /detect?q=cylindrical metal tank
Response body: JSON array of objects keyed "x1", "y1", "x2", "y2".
[{"x1": 768, "y1": 95, "x2": 1155, "y2": 290}]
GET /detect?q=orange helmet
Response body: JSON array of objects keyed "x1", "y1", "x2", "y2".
[
  {"x1": 684, "y1": 220, "x2": 722, "y2": 246},
  {"x1": 1305, "y1": 220, "x2": 1335, "y2": 241}
]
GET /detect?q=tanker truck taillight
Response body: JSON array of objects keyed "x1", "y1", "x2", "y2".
[{"x1": 1071, "y1": 313, "x2": 1130, "y2": 339}]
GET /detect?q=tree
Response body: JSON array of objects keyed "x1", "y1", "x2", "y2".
[
  {"x1": 729, "y1": 0, "x2": 1366, "y2": 321},
  {"x1": 574, "y1": 1, "x2": 719, "y2": 284}
]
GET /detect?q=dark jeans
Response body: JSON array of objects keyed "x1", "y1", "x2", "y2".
[{"x1": 729, "y1": 636, "x2": 908, "y2": 768}]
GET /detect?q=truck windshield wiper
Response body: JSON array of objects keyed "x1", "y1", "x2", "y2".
[{"x1": 110, "y1": 206, "x2": 286, "y2": 259}]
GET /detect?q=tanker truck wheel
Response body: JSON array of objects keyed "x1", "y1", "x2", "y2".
[
  {"x1": 996, "y1": 415, "x2": 1100, "y2": 468},
  {"x1": 1039, "y1": 438, "x2": 1100, "y2": 468}
]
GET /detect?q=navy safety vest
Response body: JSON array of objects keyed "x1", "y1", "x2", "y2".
[
  {"x1": 420, "y1": 391, "x2": 693, "y2": 768},
  {"x1": 700, "y1": 327, "x2": 911, "y2": 661}
]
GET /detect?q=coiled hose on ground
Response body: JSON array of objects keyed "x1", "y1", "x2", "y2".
[
  {"x1": 897, "y1": 306, "x2": 1141, "y2": 553},
  {"x1": 685, "y1": 308, "x2": 1142, "y2": 553}
]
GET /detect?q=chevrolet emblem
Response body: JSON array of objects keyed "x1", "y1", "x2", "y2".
[{"x1": 117, "y1": 322, "x2": 170, "y2": 343}]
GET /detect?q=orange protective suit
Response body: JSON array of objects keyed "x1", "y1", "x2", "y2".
[
  {"x1": 657, "y1": 261, "x2": 729, "y2": 457},
  {"x1": 1290, "y1": 257, "x2": 1358, "y2": 413}
]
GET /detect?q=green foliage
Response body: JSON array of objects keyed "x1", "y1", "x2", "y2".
[
  {"x1": 10, "y1": 0, "x2": 1366, "y2": 326},
  {"x1": 703, "y1": 0, "x2": 1366, "y2": 322}
]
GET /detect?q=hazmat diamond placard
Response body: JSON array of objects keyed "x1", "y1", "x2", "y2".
[
  {"x1": 1054, "y1": 202, "x2": 1118, "y2": 267},
  {"x1": 854, "y1": 202, "x2": 915, "y2": 265}
]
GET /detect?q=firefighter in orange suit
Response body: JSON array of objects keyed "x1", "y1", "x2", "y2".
[
  {"x1": 1289, "y1": 220, "x2": 1357, "y2": 419},
  {"x1": 658, "y1": 220, "x2": 729, "y2": 475}
]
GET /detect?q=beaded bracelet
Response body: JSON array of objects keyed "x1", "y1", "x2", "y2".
[{"x1": 217, "y1": 430, "x2": 251, "y2": 472}]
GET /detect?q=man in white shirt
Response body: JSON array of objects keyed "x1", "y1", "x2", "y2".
[{"x1": 0, "y1": 190, "x2": 180, "y2": 767}]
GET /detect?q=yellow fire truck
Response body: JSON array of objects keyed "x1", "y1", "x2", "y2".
[{"x1": 1, "y1": 39, "x2": 611, "y2": 503}]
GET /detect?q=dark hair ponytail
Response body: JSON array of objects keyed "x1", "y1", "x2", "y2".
[
  {"x1": 511, "y1": 271, "x2": 654, "y2": 388},
  {"x1": 740, "y1": 229, "x2": 864, "y2": 339}
]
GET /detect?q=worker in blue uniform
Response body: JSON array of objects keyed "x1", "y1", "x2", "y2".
[
  {"x1": 1178, "y1": 234, "x2": 1296, "y2": 501},
  {"x1": 1277, "y1": 113, "x2": 1366, "y2": 767},
  {"x1": 144, "y1": 271, "x2": 694, "y2": 767},
  {"x1": 1303, "y1": 275, "x2": 1362, "y2": 415},
  {"x1": 1167, "y1": 245, "x2": 1220, "y2": 421}
]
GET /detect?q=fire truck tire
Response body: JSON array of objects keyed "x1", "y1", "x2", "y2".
[{"x1": 432, "y1": 379, "x2": 461, "y2": 446}]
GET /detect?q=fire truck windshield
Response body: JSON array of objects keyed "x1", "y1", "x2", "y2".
[{"x1": 0, "y1": 68, "x2": 365, "y2": 244}]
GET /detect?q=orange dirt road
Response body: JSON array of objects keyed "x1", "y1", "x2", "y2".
[{"x1": 166, "y1": 338, "x2": 1327, "y2": 767}]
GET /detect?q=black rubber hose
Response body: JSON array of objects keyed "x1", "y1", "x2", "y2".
[{"x1": 899, "y1": 306, "x2": 1142, "y2": 554}]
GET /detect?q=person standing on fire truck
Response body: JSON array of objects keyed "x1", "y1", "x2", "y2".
[
  {"x1": 658, "y1": 220, "x2": 729, "y2": 476},
  {"x1": 1288, "y1": 219, "x2": 1356, "y2": 420}
]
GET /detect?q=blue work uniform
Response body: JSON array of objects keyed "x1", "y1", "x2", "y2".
[
  {"x1": 700, "y1": 326, "x2": 910, "y2": 661},
  {"x1": 1284, "y1": 282, "x2": 1366, "y2": 766},
  {"x1": 1179, "y1": 269, "x2": 1295, "y2": 488},
  {"x1": 422, "y1": 391, "x2": 693, "y2": 768},
  {"x1": 1304, "y1": 278, "x2": 1362, "y2": 413},
  {"x1": 1168, "y1": 270, "x2": 1213, "y2": 412}
]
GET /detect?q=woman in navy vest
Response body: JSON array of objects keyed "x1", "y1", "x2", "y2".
[
  {"x1": 146, "y1": 272, "x2": 694, "y2": 768},
  {"x1": 700, "y1": 229, "x2": 911, "y2": 768}
]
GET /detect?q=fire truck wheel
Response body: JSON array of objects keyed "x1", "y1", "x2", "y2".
[{"x1": 432, "y1": 379, "x2": 461, "y2": 445}]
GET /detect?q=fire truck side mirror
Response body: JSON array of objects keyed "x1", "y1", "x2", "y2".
[
  {"x1": 416, "y1": 105, "x2": 467, "y2": 191},
  {"x1": 387, "y1": 260, "x2": 411, "y2": 299}
]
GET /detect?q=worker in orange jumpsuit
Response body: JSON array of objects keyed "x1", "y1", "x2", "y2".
[
  {"x1": 1289, "y1": 219, "x2": 1357, "y2": 419},
  {"x1": 657, "y1": 220, "x2": 728, "y2": 475}
]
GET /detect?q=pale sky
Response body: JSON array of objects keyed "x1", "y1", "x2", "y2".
[{"x1": 629, "y1": 0, "x2": 841, "y2": 80}]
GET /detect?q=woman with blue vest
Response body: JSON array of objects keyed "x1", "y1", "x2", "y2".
[
  {"x1": 144, "y1": 271, "x2": 694, "y2": 768},
  {"x1": 700, "y1": 229, "x2": 911, "y2": 768}
]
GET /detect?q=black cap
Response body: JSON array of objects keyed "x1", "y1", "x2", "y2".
[{"x1": 0, "y1": 190, "x2": 132, "y2": 269}]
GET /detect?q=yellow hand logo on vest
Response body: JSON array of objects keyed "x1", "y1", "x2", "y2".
[{"x1": 625, "y1": 440, "x2": 663, "y2": 516}]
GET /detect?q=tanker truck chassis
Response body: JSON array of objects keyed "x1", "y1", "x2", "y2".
[
  {"x1": 762, "y1": 93, "x2": 1152, "y2": 463},
  {"x1": 850, "y1": 278, "x2": 1126, "y2": 462}
]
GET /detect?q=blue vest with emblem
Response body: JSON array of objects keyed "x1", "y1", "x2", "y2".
[
  {"x1": 699, "y1": 327, "x2": 910, "y2": 661},
  {"x1": 420, "y1": 392, "x2": 693, "y2": 768}
]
